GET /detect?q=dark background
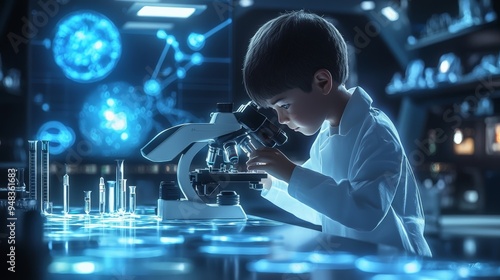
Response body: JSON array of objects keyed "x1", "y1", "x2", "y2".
[{"x1": 1, "y1": 0, "x2": 500, "y2": 229}]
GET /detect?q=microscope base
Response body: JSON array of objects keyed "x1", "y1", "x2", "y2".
[{"x1": 158, "y1": 199, "x2": 247, "y2": 220}]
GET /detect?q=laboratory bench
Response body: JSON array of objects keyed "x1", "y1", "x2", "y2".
[{"x1": 2, "y1": 208, "x2": 500, "y2": 280}]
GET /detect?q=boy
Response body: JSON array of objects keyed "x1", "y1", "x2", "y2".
[{"x1": 243, "y1": 10, "x2": 432, "y2": 257}]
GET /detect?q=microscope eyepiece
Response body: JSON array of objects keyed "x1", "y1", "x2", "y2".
[{"x1": 235, "y1": 101, "x2": 288, "y2": 148}]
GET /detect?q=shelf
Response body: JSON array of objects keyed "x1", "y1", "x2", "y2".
[
  {"x1": 386, "y1": 73, "x2": 500, "y2": 99},
  {"x1": 406, "y1": 20, "x2": 498, "y2": 51}
]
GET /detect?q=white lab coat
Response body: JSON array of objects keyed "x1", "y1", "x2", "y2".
[{"x1": 262, "y1": 87, "x2": 432, "y2": 257}]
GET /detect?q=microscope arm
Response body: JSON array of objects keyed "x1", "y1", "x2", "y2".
[
  {"x1": 141, "y1": 112, "x2": 243, "y2": 203},
  {"x1": 141, "y1": 112, "x2": 242, "y2": 162},
  {"x1": 177, "y1": 142, "x2": 206, "y2": 203}
]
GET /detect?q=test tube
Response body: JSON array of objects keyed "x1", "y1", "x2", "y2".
[
  {"x1": 99, "y1": 177, "x2": 106, "y2": 215},
  {"x1": 84, "y1": 190, "x2": 92, "y2": 215},
  {"x1": 118, "y1": 179, "x2": 127, "y2": 214},
  {"x1": 129, "y1": 185, "x2": 136, "y2": 214},
  {"x1": 115, "y1": 159, "x2": 124, "y2": 213},
  {"x1": 28, "y1": 140, "x2": 38, "y2": 203},
  {"x1": 40, "y1": 140, "x2": 50, "y2": 214},
  {"x1": 107, "y1": 180, "x2": 115, "y2": 213},
  {"x1": 63, "y1": 165, "x2": 70, "y2": 215}
]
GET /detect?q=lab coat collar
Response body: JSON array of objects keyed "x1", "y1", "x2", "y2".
[{"x1": 338, "y1": 86, "x2": 373, "y2": 136}]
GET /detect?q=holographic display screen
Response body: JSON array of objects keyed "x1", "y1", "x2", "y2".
[{"x1": 27, "y1": 0, "x2": 233, "y2": 161}]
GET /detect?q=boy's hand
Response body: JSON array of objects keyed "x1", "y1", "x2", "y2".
[{"x1": 246, "y1": 147, "x2": 296, "y2": 183}]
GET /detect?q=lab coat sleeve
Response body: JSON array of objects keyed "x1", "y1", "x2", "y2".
[
  {"x1": 261, "y1": 173, "x2": 322, "y2": 225},
  {"x1": 287, "y1": 127, "x2": 402, "y2": 231}
]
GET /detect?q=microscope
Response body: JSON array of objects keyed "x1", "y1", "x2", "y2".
[{"x1": 141, "y1": 102, "x2": 287, "y2": 220}]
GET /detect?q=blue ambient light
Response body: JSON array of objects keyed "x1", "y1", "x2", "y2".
[
  {"x1": 143, "y1": 79, "x2": 161, "y2": 96},
  {"x1": 79, "y1": 82, "x2": 153, "y2": 156},
  {"x1": 36, "y1": 121, "x2": 76, "y2": 155},
  {"x1": 52, "y1": 11, "x2": 122, "y2": 83}
]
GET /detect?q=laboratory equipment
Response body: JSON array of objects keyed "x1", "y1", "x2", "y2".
[
  {"x1": 99, "y1": 177, "x2": 105, "y2": 215},
  {"x1": 141, "y1": 102, "x2": 287, "y2": 220},
  {"x1": 115, "y1": 159, "x2": 125, "y2": 213},
  {"x1": 129, "y1": 185, "x2": 136, "y2": 214},
  {"x1": 84, "y1": 190, "x2": 92, "y2": 215},
  {"x1": 17, "y1": 168, "x2": 26, "y2": 194},
  {"x1": 107, "y1": 180, "x2": 115, "y2": 213},
  {"x1": 119, "y1": 178, "x2": 127, "y2": 215},
  {"x1": 63, "y1": 166, "x2": 70, "y2": 215},
  {"x1": 40, "y1": 140, "x2": 50, "y2": 214},
  {"x1": 28, "y1": 140, "x2": 38, "y2": 203},
  {"x1": 239, "y1": 135, "x2": 257, "y2": 157}
]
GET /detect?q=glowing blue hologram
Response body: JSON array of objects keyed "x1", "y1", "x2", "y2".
[
  {"x1": 187, "y1": 33, "x2": 205, "y2": 51},
  {"x1": 152, "y1": 44, "x2": 172, "y2": 79},
  {"x1": 149, "y1": 17, "x2": 231, "y2": 93},
  {"x1": 187, "y1": 18, "x2": 232, "y2": 51},
  {"x1": 79, "y1": 82, "x2": 153, "y2": 156},
  {"x1": 36, "y1": 121, "x2": 76, "y2": 155},
  {"x1": 156, "y1": 30, "x2": 168, "y2": 39},
  {"x1": 176, "y1": 68, "x2": 186, "y2": 79},
  {"x1": 52, "y1": 11, "x2": 122, "y2": 83},
  {"x1": 42, "y1": 103, "x2": 50, "y2": 112},
  {"x1": 204, "y1": 18, "x2": 232, "y2": 38},
  {"x1": 191, "y1": 52, "x2": 203, "y2": 65},
  {"x1": 172, "y1": 53, "x2": 204, "y2": 80},
  {"x1": 136, "y1": 17, "x2": 232, "y2": 130},
  {"x1": 175, "y1": 53, "x2": 204, "y2": 77},
  {"x1": 143, "y1": 79, "x2": 161, "y2": 96},
  {"x1": 174, "y1": 51, "x2": 185, "y2": 62},
  {"x1": 166, "y1": 35, "x2": 176, "y2": 45}
]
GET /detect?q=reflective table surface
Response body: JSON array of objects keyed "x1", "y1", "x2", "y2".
[{"x1": 3, "y1": 209, "x2": 500, "y2": 280}]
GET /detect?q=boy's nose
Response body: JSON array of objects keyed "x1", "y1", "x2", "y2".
[{"x1": 277, "y1": 111, "x2": 289, "y2": 124}]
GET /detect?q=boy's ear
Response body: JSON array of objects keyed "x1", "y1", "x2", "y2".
[{"x1": 313, "y1": 69, "x2": 333, "y2": 95}]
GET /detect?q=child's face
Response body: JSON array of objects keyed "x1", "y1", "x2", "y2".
[{"x1": 266, "y1": 87, "x2": 327, "y2": 136}]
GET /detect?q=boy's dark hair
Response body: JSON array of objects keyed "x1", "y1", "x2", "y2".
[{"x1": 243, "y1": 10, "x2": 349, "y2": 107}]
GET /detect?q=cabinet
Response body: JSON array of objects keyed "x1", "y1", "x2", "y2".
[
  {"x1": 389, "y1": 1, "x2": 500, "y2": 215},
  {"x1": 386, "y1": 0, "x2": 500, "y2": 99},
  {"x1": 387, "y1": 1, "x2": 500, "y2": 162}
]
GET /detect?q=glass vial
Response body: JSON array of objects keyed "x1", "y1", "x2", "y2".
[
  {"x1": 115, "y1": 159, "x2": 124, "y2": 213},
  {"x1": 118, "y1": 179, "x2": 127, "y2": 214},
  {"x1": 63, "y1": 170, "x2": 70, "y2": 215},
  {"x1": 40, "y1": 140, "x2": 50, "y2": 214},
  {"x1": 28, "y1": 140, "x2": 38, "y2": 202},
  {"x1": 129, "y1": 185, "x2": 136, "y2": 214},
  {"x1": 84, "y1": 190, "x2": 92, "y2": 215},
  {"x1": 99, "y1": 177, "x2": 106, "y2": 215},
  {"x1": 107, "y1": 180, "x2": 116, "y2": 213}
]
